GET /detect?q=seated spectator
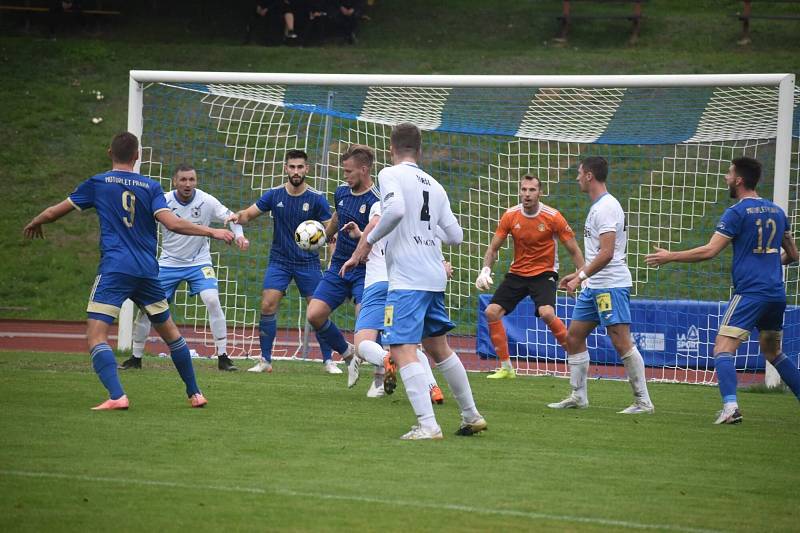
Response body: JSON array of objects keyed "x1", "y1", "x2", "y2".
[
  {"x1": 332, "y1": 0, "x2": 364, "y2": 44},
  {"x1": 245, "y1": 0, "x2": 299, "y2": 46},
  {"x1": 303, "y1": 0, "x2": 331, "y2": 46}
]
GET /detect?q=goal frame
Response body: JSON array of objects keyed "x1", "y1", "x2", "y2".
[{"x1": 121, "y1": 71, "x2": 796, "y2": 386}]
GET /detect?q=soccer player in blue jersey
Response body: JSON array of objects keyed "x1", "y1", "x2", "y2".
[
  {"x1": 646, "y1": 157, "x2": 800, "y2": 424},
  {"x1": 23, "y1": 132, "x2": 234, "y2": 410},
  {"x1": 228, "y1": 149, "x2": 335, "y2": 373},
  {"x1": 305, "y1": 144, "x2": 381, "y2": 375}
]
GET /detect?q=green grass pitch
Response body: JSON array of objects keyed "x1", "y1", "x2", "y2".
[{"x1": 1, "y1": 351, "x2": 798, "y2": 532}]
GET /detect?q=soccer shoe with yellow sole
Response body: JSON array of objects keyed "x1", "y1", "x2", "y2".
[
  {"x1": 487, "y1": 367, "x2": 516, "y2": 380},
  {"x1": 383, "y1": 354, "x2": 398, "y2": 395},
  {"x1": 118, "y1": 356, "x2": 141, "y2": 370},
  {"x1": 455, "y1": 416, "x2": 487, "y2": 436},
  {"x1": 618, "y1": 400, "x2": 654, "y2": 414},
  {"x1": 547, "y1": 395, "x2": 588, "y2": 409},
  {"x1": 247, "y1": 360, "x2": 273, "y2": 373},
  {"x1": 713, "y1": 406, "x2": 743, "y2": 425},
  {"x1": 189, "y1": 393, "x2": 208, "y2": 408},
  {"x1": 91, "y1": 395, "x2": 129, "y2": 411},
  {"x1": 400, "y1": 425, "x2": 443, "y2": 440},
  {"x1": 430, "y1": 385, "x2": 444, "y2": 405}
]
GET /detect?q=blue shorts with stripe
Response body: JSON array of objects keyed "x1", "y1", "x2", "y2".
[
  {"x1": 571, "y1": 286, "x2": 631, "y2": 327},
  {"x1": 719, "y1": 294, "x2": 785, "y2": 341},
  {"x1": 263, "y1": 261, "x2": 323, "y2": 297},
  {"x1": 382, "y1": 290, "x2": 455, "y2": 345},
  {"x1": 87, "y1": 272, "x2": 169, "y2": 325},
  {"x1": 355, "y1": 281, "x2": 388, "y2": 332},
  {"x1": 159, "y1": 264, "x2": 218, "y2": 300},
  {"x1": 312, "y1": 263, "x2": 365, "y2": 310}
]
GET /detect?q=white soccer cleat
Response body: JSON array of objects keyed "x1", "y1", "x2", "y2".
[
  {"x1": 247, "y1": 360, "x2": 273, "y2": 373},
  {"x1": 618, "y1": 400, "x2": 654, "y2": 414},
  {"x1": 347, "y1": 355, "x2": 362, "y2": 388},
  {"x1": 400, "y1": 425, "x2": 443, "y2": 441},
  {"x1": 547, "y1": 395, "x2": 588, "y2": 409},
  {"x1": 713, "y1": 405, "x2": 743, "y2": 425},
  {"x1": 324, "y1": 360, "x2": 343, "y2": 374},
  {"x1": 366, "y1": 381, "x2": 385, "y2": 398},
  {"x1": 455, "y1": 416, "x2": 487, "y2": 436}
]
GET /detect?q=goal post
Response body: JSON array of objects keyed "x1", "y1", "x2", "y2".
[{"x1": 120, "y1": 71, "x2": 798, "y2": 386}]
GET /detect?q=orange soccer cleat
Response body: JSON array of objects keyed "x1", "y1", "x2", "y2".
[
  {"x1": 383, "y1": 354, "x2": 398, "y2": 395},
  {"x1": 189, "y1": 393, "x2": 208, "y2": 408},
  {"x1": 91, "y1": 395, "x2": 129, "y2": 411},
  {"x1": 430, "y1": 385, "x2": 444, "y2": 405}
]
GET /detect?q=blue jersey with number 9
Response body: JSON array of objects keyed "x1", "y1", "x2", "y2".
[
  {"x1": 68, "y1": 170, "x2": 169, "y2": 278},
  {"x1": 715, "y1": 197, "x2": 789, "y2": 301}
]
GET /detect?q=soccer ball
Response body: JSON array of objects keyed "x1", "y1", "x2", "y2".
[{"x1": 295, "y1": 220, "x2": 327, "y2": 251}]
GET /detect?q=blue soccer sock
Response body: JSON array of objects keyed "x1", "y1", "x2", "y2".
[
  {"x1": 168, "y1": 337, "x2": 200, "y2": 397},
  {"x1": 772, "y1": 353, "x2": 800, "y2": 401},
  {"x1": 315, "y1": 331, "x2": 333, "y2": 362},
  {"x1": 259, "y1": 313, "x2": 277, "y2": 363},
  {"x1": 90, "y1": 343, "x2": 125, "y2": 399},
  {"x1": 316, "y1": 319, "x2": 348, "y2": 357},
  {"x1": 714, "y1": 352, "x2": 738, "y2": 405}
]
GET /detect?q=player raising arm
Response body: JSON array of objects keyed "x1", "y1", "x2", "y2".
[
  {"x1": 476, "y1": 174, "x2": 584, "y2": 379},
  {"x1": 23, "y1": 132, "x2": 233, "y2": 410},
  {"x1": 646, "y1": 157, "x2": 799, "y2": 424},
  {"x1": 548, "y1": 156, "x2": 654, "y2": 414}
]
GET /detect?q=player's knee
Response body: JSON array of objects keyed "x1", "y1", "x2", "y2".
[
  {"x1": 306, "y1": 305, "x2": 327, "y2": 327},
  {"x1": 485, "y1": 304, "x2": 504, "y2": 322},
  {"x1": 538, "y1": 306, "x2": 555, "y2": 323}
]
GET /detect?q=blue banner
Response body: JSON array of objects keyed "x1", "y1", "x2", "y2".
[{"x1": 477, "y1": 295, "x2": 799, "y2": 371}]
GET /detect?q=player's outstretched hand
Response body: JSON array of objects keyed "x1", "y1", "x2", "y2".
[
  {"x1": 341, "y1": 221, "x2": 362, "y2": 240},
  {"x1": 644, "y1": 247, "x2": 670, "y2": 267},
  {"x1": 475, "y1": 267, "x2": 493, "y2": 291},
  {"x1": 23, "y1": 221, "x2": 44, "y2": 239},
  {"x1": 235, "y1": 236, "x2": 250, "y2": 251},
  {"x1": 225, "y1": 212, "x2": 241, "y2": 225},
  {"x1": 443, "y1": 261, "x2": 454, "y2": 280},
  {"x1": 212, "y1": 228, "x2": 235, "y2": 243}
]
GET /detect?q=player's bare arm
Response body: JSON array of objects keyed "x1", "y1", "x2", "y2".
[
  {"x1": 781, "y1": 231, "x2": 799, "y2": 265},
  {"x1": 23, "y1": 199, "x2": 76, "y2": 239},
  {"x1": 645, "y1": 232, "x2": 730, "y2": 267},
  {"x1": 325, "y1": 211, "x2": 339, "y2": 241},
  {"x1": 476, "y1": 233, "x2": 505, "y2": 291},
  {"x1": 561, "y1": 236, "x2": 586, "y2": 272},
  {"x1": 339, "y1": 215, "x2": 377, "y2": 277},
  {"x1": 561, "y1": 231, "x2": 616, "y2": 293},
  {"x1": 156, "y1": 210, "x2": 234, "y2": 243},
  {"x1": 227, "y1": 204, "x2": 262, "y2": 225}
]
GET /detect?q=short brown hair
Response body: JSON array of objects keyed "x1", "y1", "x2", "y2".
[
  {"x1": 390, "y1": 122, "x2": 421, "y2": 156},
  {"x1": 580, "y1": 156, "x2": 608, "y2": 182},
  {"x1": 110, "y1": 132, "x2": 139, "y2": 164},
  {"x1": 341, "y1": 144, "x2": 375, "y2": 168},
  {"x1": 173, "y1": 163, "x2": 195, "y2": 177},
  {"x1": 521, "y1": 174, "x2": 541, "y2": 187}
]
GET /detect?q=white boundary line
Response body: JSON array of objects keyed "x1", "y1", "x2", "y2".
[{"x1": 1, "y1": 469, "x2": 720, "y2": 533}]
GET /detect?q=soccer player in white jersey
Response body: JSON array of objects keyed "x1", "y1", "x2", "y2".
[
  {"x1": 548, "y1": 156, "x2": 654, "y2": 414},
  {"x1": 340, "y1": 202, "x2": 445, "y2": 403},
  {"x1": 120, "y1": 164, "x2": 249, "y2": 371},
  {"x1": 347, "y1": 123, "x2": 486, "y2": 440}
]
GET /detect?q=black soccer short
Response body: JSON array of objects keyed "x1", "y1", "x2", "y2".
[{"x1": 490, "y1": 271, "x2": 559, "y2": 317}]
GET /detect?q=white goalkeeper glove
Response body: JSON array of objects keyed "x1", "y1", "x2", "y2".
[{"x1": 475, "y1": 267, "x2": 494, "y2": 291}]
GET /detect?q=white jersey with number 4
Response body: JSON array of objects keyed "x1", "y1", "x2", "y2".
[
  {"x1": 376, "y1": 162, "x2": 458, "y2": 292},
  {"x1": 583, "y1": 193, "x2": 632, "y2": 289},
  {"x1": 159, "y1": 188, "x2": 240, "y2": 268},
  {"x1": 364, "y1": 201, "x2": 387, "y2": 288}
]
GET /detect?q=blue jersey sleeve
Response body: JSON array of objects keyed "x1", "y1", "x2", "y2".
[
  {"x1": 316, "y1": 194, "x2": 332, "y2": 222},
  {"x1": 256, "y1": 189, "x2": 273, "y2": 213},
  {"x1": 716, "y1": 206, "x2": 741, "y2": 239},
  {"x1": 150, "y1": 183, "x2": 168, "y2": 216},
  {"x1": 68, "y1": 178, "x2": 96, "y2": 211}
]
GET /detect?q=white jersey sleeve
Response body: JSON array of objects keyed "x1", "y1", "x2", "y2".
[
  {"x1": 584, "y1": 193, "x2": 632, "y2": 288},
  {"x1": 376, "y1": 162, "x2": 454, "y2": 292},
  {"x1": 158, "y1": 189, "x2": 220, "y2": 268},
  {"x1": 210, "y1": 196, "x2": 244, "y2": 238},
  {"x1": 363, "y1": 202, "x2": 387, "y2": 288}
]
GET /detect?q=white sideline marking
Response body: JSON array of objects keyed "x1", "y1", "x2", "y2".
[{"x1": 1, "y1": 469, "x2": 720, "y2": 533}]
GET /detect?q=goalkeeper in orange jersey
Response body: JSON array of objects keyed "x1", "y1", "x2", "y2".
[{"x1": 476, "y1": 174, "x2": 585, "y2": 379}]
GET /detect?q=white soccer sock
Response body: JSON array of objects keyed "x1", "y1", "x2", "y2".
[
  {"x1": 621, "y1": 346, "x2": 651, "y2": 404},
  {"x1": 131, "y1": 310, "x2": 151, "y2": 358},
  {"x1": 568, "y1": 351, "x2": 590, "y2": 403},
  {"x1": 358, "y1": 339, "x2": 386, "y2": 367},
  {"x1": 436, "y1": 353, "x2": 480, "y2": 420},
  {"x1": 415, "y1": 348, "x2": 438, "y2": 389},
  {"x1": 399, "y1": 362, "x2": 438, "y2": 431},
  {"x1": 200, "y1": 289, "x2": 227, "y2": 355}
]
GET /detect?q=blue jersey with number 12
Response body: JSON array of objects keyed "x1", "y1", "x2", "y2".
[
  {"x1": 68, "y1": 170, "x2": 169, "y2": 278},
  {"x1": 715, "y1": 197, "x2": 789, "y2": 301}
]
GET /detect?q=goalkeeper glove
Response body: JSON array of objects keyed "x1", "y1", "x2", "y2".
[{"x1": 475, "y1": 267, "x2": 494, "y2": 291}]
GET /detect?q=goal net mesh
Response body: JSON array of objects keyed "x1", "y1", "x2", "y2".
[{"x1": 135, "y1": 79, "x2": 800, "y2": 383}]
